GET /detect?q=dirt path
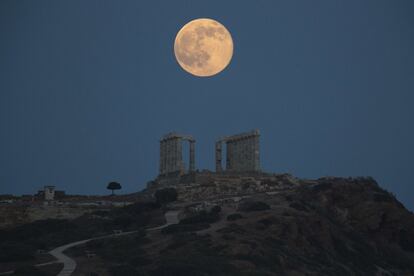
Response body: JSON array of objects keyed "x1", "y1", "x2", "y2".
[
  {"x1": 50, "y1": 211, "x2": 179, "y2": 276},
  {"x1": 49, "y1": 239, "x2": 92, "y2": 276},
  {"x1": 0, "y1": 211, "x2": 180, "y2": 276},
  {"x1": 49, "y1": 229, "x2": 142, "y2": 276},
  {"x1": 50, "y1": 210, "x2": 179, "y2": 276}
]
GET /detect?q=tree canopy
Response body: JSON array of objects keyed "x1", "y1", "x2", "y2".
[{"x1": 107, "y1": 182, "x2": 122, "y2": 195}]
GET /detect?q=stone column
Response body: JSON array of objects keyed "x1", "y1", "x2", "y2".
[
  {"x1": 163, "y1": 140, "x2": 168, "y2": 174},
  {"x1": 249, "y1": 137, "x2": 257, "y2": 171},
  {"x1": 163, "y1": 140, "x2": 167, "y2": 174},
  {"x1": 233, "y1": 139, "x2": 240, "y2": 171},
  {"x1": 159, "y1": 140, "x2": 165, "y2": 175},
  {"x1": 254, "y1": 135, "x2": 260, "y2": 171},
  {"x1": 165, "y1": 139, "x2": 171, "y2": 173},
  {"x1": 189, "y1": 140, "x2": 195, "y2": 172},
  {"x1": 215, "y1": 141, "x2": 222, "y2": 172},
  {"x1": 226, "y1": 141, "x2": 233, "y2": 171},
  {"x1": 171, "y1": 138, "x2": 177, "y2": 173},
  {"x1": 175, "y1": 138, "x2": 183, "y2": 173},
  {"x1": 246, "y1": 137, "x2": 253, "y2": 171},
  {"x1": 168, "y1": 139, "x2": 174, "y2": 173},
  {"x1": 239, "y1": 139, "x2": 244, "y2": 171}
]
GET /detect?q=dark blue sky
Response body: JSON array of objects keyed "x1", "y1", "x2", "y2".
[{"x1": 1, "y1": 1, "x2": 413, "y2": 210}]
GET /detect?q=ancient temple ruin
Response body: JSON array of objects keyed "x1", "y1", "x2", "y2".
[
  {"x1": 158, "y1": 130, "x2": 260, "y2": 177},
  {"x1": 159, "y1": 133, "x2": 195, "y2": 176},
  {"x1": 152, "y1": 130, "x2": 262, "y2": 191},
  {"x1": 215, "y1": 130, "x2": 260, "y2": 172}
]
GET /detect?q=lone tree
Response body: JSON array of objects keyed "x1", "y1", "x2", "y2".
[{"x1": 107, "y1": 181, "x2": 122, "y2": 195}]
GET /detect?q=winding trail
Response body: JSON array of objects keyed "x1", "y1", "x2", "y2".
[
  {"x1": 49, "y1": 239, "x2": 94, "y2": 276},
  {"x1": 0, "y1": 211, "x2": 180, "y2": 276},
  {"x1": 49, "y1": 210, "x2": 179, "y2": 276}
]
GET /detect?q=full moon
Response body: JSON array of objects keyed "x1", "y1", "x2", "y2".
[{"x1": 174, "y1": 18, "x2": 233, "y2": 77}]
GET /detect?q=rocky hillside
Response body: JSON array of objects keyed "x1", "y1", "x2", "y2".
[
  {"x1": 1, "y1": 176, "x2": 413, "y2": 275},
  {"x1": 0, "y1": 205, "x2": 103, "y2": 229},
  {"x1": 78, "y1": 177, "x2": 414, "y2": 275}
]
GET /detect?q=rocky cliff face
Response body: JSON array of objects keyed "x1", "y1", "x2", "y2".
[
  {"x1": 229, "y1": 177, "x2": 414, "y2": 275},
  {"x1": 113, "y1": 176, "x2": 414, "y2": 275}
]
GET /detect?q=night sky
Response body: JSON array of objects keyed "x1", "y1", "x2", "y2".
[{"x1": 1, "y1": 1, "x2": 413, "y2": 210}]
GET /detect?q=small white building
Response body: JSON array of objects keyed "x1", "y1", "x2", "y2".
[{"x1": 44, "y1": 185, "x2": 55, "y2": 201}]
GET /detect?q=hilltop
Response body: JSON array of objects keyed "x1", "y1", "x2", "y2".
[
  {"x1": 2, "y1": 174, "x2": 413, "y2": 275},
  {"x1": 80, "y1": 176, "x2": 414, "y2": 275}
]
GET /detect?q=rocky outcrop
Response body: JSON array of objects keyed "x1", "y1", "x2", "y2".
[
  {"x1": 147, "y1": 171, "x2": 304, "y2": 202},
  {"x1": 140, "y1": 176, "x2": 414, "y2": 275}
]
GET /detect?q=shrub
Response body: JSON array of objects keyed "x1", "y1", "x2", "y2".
[
  {"x1": 0, "y1": 242, "x2": 35, "y2": 262},
  {"x1": 119, "y1": 201, "x2": 160, "y2": 214},
  {"x1": 13, "y1": 265, "x2": 46, "y2": 276},
  {"x1": 113, "y1": 214, "x2": 134, "y2": 228},
  {"x1": 155, "y1": 188, "x2": 178, "y2": 204},
  {"x1": 227, "y1": 213, "x2": 243, "y2": 221},
  {"x1": 237, "y1": 201, "x2": 270, "y2": 212},
  {"x1": 161, "y1": 223, "x2": 210, "y2": 234},
  {"x1": 210, "y1": 205, "x2": 221, "y2": 214},
  {"x1": 92, "y1": 210, "x2": 110, "y2": 217},
  {"x1": 151, "y1": 252, "x2": 238, "y2": 276},
  {"x1": 289, "y1": 202, "x2": 308, "y2": 212},
  {"x1": 180, "y1": 207, "x2": 221, "y2": 225},
  {"x1": 109, "y1": 264, "x2": 140, "y2": 276}
]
